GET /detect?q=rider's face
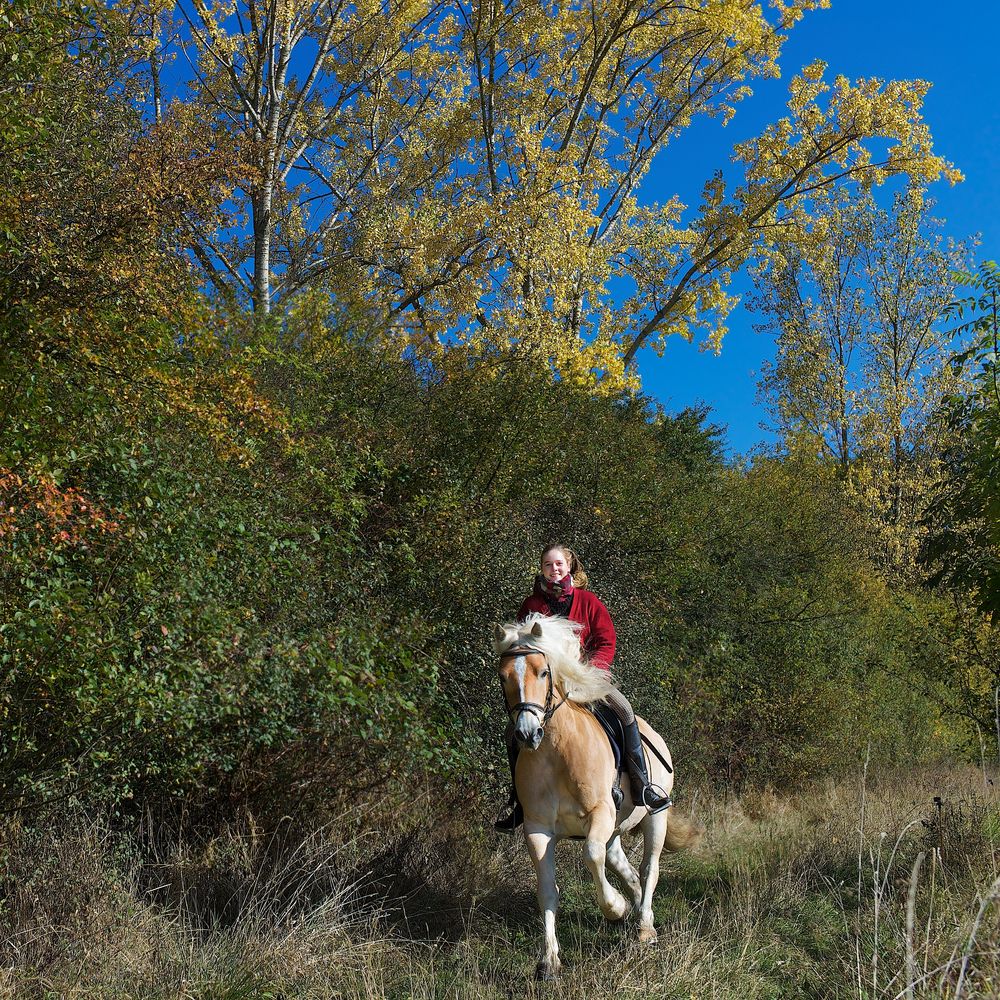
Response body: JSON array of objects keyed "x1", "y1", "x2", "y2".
[{"x1": 541, "y1": 548, "x2": 571, "y2": 583}]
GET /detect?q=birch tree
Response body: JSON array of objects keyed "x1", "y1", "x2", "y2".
[
  {"x1": 165, "y1": 0, "x2": 508, "y2": 324},
  {"x1": 751, "y1": 186, "x2": 971, "y2": 572},
  {"x1": 157, "y1": 0, "x2": 960, "y2": 385}
]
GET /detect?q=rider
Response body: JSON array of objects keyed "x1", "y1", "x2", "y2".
[{"x1": 495, "y1": 543, "x2": 671, "y2": 833}]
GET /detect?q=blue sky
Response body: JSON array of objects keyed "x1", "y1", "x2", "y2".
[{"x1": 637, "y1": 0, "x2": 1000, "y2": 455}]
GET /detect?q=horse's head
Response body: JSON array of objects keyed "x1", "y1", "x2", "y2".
[{"x1": 494, "y1": 621, "x2": 552, "y2": 751}]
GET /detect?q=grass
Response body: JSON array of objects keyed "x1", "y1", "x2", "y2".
[{"x1": 3, "y1": 764, "x2": 1000, "y2": 998}]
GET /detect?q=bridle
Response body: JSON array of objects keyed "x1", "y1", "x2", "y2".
[{"x1": 499, "y1": 645, "x2": 568, "y2": 734}]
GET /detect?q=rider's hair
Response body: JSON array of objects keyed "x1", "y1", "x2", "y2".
[{"x1": 540, "y1": 543, "x2": 589, "y2": 590}]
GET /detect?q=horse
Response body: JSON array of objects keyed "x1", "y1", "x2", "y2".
[{"x1": 493, "y1": 613, "x2": 698, "y2": 979}]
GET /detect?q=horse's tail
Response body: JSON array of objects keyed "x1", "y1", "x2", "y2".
[{"x1": 663, "y1": 813, "x2": 703, "y2": 853}]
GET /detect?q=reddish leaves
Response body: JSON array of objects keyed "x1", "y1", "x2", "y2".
[{"x1": 0, "y1": 468, "x2": 118, "y2": 547}]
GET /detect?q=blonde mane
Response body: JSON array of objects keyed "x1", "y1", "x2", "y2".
[{"x1": 493, "y1": 612, "x2": 614, "y2": 705}]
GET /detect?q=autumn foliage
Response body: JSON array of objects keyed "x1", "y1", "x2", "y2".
[
  {"x1": 0, "y1": 469, "x2": 119, "y2": 547},
  {"x1": 0, "y1": 0, "x2": 996, "y2": 823}
]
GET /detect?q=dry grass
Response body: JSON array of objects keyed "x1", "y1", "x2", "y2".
[{"x1": 2, "y1": 764, "x2": 1000, "y2": 998}]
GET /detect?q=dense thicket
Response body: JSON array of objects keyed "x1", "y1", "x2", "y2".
[
  {"x1": 2, "y1": 309, "x2": 972, "y2": 812},
  {"x1": 1, "y1": 1, "x2": 995, "y2": 825}
]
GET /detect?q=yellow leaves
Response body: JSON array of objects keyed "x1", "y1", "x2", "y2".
[
  {"x1": 701, "y1": 172, "x2": 726, "y2": 212},
  {"x1": 163, "y1": 0, "x2": 964, "y2": 398},
  {"x1": 787, "y1": 58, "x2": 828, "y2": 112},
  {"x1": 702, "y1": 0, "x2": 769, "y2": 53},
  {"x1": 736, "y1": 62, "x2": 958, "y2": 200},
  {"x1": 752, "y1": 183, "x2": 973, "y2": 575},
  {"x1": 770, "y1": 0, "x2": 831, "y2": 23}
]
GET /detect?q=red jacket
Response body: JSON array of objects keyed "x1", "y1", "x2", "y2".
[{"x1": 518, "y1": 589, "x2": 616, "y2": 671}]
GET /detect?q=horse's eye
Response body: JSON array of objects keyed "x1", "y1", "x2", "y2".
[{"x1": 539, "y1": 669, "x2": 549, "y2": 679}]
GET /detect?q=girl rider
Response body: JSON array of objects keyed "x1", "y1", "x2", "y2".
[{"x1": 495, "y1": 543, "x2": 670, "y2": 833}]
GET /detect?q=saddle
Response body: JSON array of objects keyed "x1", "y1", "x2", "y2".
[
  {"x1": 590, "y1": 701, "x2": 626, "y2": 804},
  {"x1": 589, "y1": 702, "x2": 673, "y2": 809}
]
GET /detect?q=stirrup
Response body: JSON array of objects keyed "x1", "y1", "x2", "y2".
[
  {"x1": 494, "y1": 799, "x2": 523, "y2": 834},
  {"x1": 640, "y1": 784, "x2": 672, "y2": 815}
]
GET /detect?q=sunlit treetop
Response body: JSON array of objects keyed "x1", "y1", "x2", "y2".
[{"x1": 141, "y1": 0, "x2": 959, "y2": 391}]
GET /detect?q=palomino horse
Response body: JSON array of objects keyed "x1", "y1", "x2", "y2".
[{"x1": 494, "y1": 613, "x2": 697, "y2": 979}]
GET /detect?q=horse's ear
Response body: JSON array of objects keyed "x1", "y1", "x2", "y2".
[
  {"x1": 531, "y1": 621, "x2": 543, "y2": 638},
  {"x1": 492, "y1": 624, "x2": 514, "y2": 653}
]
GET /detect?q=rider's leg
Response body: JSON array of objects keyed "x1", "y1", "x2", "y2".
[
  {"x1": 605, "y1": 688, "x2": 671, "y2": 814},
  {"x1": 494, "y1": 724, "x2": 523, "y2": 833}
]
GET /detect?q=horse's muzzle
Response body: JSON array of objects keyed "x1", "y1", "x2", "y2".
[{"x1": 515, "y1": 725, "x2": 544, "y2": 751}]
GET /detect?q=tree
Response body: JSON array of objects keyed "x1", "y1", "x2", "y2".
[
  {"x1": 751, "y1": 186, "x2": 869, "y2": 472},
  {"x1": 924, "y1": 261, "x2": 1000, "y2": 615},
  {"x1": 0, "y1": 0, "x2": 275, "y2": 468},
  {"x1": 151, "y1": 0, "x2": 958, "y2": 386},
  {"x1": 750, "y1": 185, "x2": 971, "y2": 572}
]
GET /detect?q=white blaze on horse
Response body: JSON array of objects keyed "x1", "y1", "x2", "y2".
[{"x1": 494, "y1": 613, "x2": 698, "y2": 980}]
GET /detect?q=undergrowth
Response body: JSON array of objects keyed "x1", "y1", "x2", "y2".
[{"x1": 3, "y1": 765, "x2": 999, "y2": 998}]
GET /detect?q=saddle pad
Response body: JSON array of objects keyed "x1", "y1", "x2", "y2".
[{"x1": 590, "y1": 701, "x2": 624, "y2": 774}]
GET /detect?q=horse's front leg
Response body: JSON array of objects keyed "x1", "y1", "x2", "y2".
[
  {"x1": 605, "y1": 833, "x2": 643, "y2": 909},
  {"x1": 584, "y1": 807, "x2": 630, "y2": 922},
  {"x1": 524, "y1": 827, "x2": 561, "y2": 980}
]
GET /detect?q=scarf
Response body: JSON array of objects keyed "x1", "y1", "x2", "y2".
[{"x1": 534, "y1": 572, "x2": 574, "y2": 611}]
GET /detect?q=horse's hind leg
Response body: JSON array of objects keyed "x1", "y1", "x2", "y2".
[
  {"x1": 524, "y1": 828, "x2": 561, "y2": 979},
  {"x1": 637, "y1": 812, "x2": 668, "y2": 944},
  {"x1": 605, "y1": 834, "x2": 642, "y2": 910},
  {"x1": 584, "y1": 811, "x2": 630, "y2": 922}
]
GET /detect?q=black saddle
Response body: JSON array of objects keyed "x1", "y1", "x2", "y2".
[
  {"x1": 590, "y1": 702, "x2": 625, "y2": 776},
  {"x1": 589, "y1": 703, "x2": 673, "y2": 810}
]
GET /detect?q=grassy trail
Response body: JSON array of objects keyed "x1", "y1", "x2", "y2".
[{"x1": 4, "y1": 765, "x2": 1000, "y2": 998}]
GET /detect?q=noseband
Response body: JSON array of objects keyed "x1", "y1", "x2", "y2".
[{"x1": 499, "y1": 645, "x2": 567, "y2": 733}]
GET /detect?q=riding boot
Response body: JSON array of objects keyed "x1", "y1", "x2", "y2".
[
  {"x1": 494, "y1": 739, "x2": 523, "y2": 834},
  {"x1": 623, "y1": 719, "x2": 671, "y2": 813}
]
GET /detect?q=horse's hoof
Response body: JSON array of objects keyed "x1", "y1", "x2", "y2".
[
  {"x1": 638, "y1": 926, "x2": 658, "y2": 946},
  {"x1": 535, "y1": 960, "x2": 560, "y2": 981}
]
